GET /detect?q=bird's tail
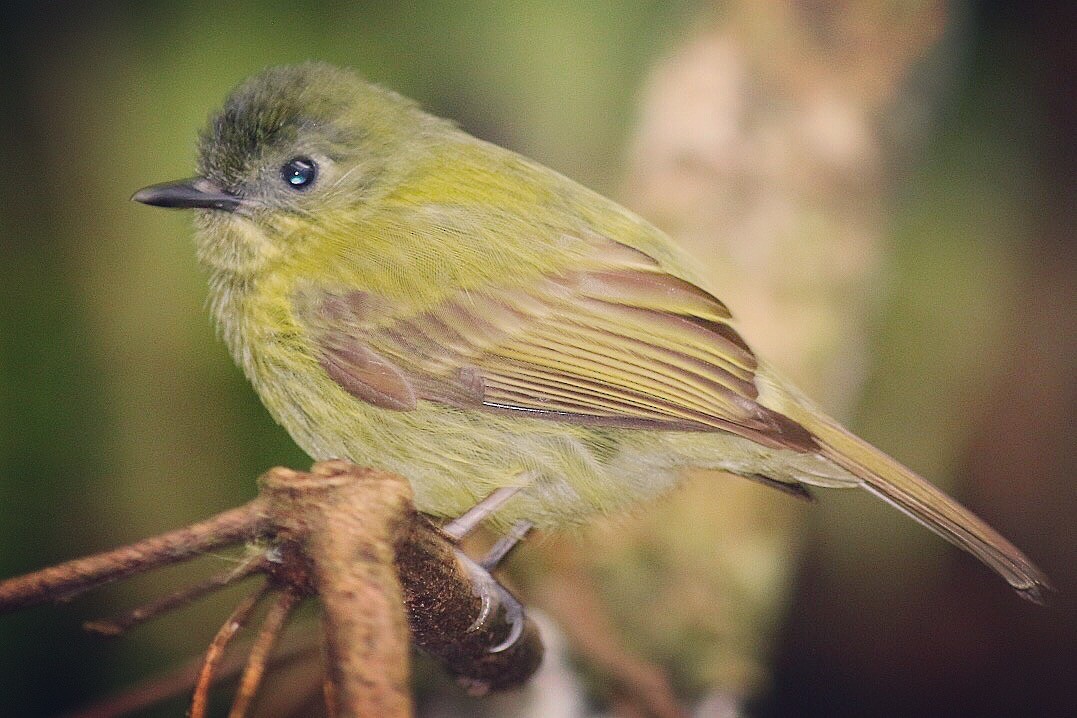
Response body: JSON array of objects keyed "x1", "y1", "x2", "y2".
[
  {"x1": 757, "y1": 369, "x2": 1052, "y2": 603},
  {"x1": 804, "y1": 409, "x2": 1051, "y2": 603}
]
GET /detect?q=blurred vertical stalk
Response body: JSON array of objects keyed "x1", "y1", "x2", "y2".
[{"x1": 528, "y1": 0, "x2": 949, "y2": 708}]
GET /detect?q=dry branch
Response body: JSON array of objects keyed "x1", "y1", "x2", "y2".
[
  {"x1": 0, "y1": 461, "x2": 544, "y2": 717},
  {"x1": 0, "y1": 502, "x2": 264, "y2": 610}
]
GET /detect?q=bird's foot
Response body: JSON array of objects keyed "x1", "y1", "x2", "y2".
[
  {"x1": 455, "y1": 548, "x2": 526, "y2": 653},
  {"x1": 443, "y1": 489, "x2": 535, "y2": 653}
]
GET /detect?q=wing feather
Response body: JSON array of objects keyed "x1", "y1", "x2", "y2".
[{"x1": 298, "y1": 236, "x2": 818, "y2": 452}]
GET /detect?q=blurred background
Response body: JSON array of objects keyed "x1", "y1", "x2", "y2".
[{"x1": 0, "y1": 1, "x2": 1073, "y2": 716}]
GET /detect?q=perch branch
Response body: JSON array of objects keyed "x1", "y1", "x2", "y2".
[
  {"x1": 0, "y1": 502, "x2": 265, "y2": 611},
  {"x1": 0, "y1": 461, "x2": 544, "y2": 717},
  {"x1": 261, "y1": 461, "x2": 414, "y2": 717}
]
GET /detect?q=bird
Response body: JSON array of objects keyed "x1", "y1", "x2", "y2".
[{"x1": 133, "y1": 62, "x2": 1049, "y2": 603}]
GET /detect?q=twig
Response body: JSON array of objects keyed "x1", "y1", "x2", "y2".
[
  {"x1": 228, "y1": 588, "x2": 302, "y2": 718},
  {"x1": 0, "y1": 461, "x2": 544, "y2": 716},
  {"x1": 535, "y1": 544, "x2": 685, "y2": 718},
  {"x1": 84, "y1": 554, "x2": 265, "y2": 636},
  {"x1": 190, "y1": 584, "x2": 271, "y2": 718},
  {"x1": 0, "y1": 502, "x2": 265, "y2": 611}
]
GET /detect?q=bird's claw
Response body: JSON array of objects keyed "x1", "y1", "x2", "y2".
[
  {"x1": 455, "y1": 548, "x2": 526, "y2": 653},
  {"x1": 486, "y1": 580, "x2": 525, "y2": 653}
]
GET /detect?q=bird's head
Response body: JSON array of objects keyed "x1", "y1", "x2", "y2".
[{"x1": 134, "y1": 62, "x2": 438, "y2": 276}]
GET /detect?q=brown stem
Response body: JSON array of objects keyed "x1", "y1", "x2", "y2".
[
  {"x1": 0, "y1": 501, "x2": 266, "y2": 611},
  {"x1": 535, "y1": 543, "x2": 684, "y2": 718},
  {"x1": 396, "y1": 520, "x2": 543, "y2": 693},
  {"x1": 228, "y1": 588, "x2": 301, "y2": 718},
  {"x1": 323, "y1": 675, "x2": 340, "y2": 718},
  {"x1": 85, "y1": 554, "x2": 265, "y2": 636},
  {"x1": 2, "y1": 461, "x2": 544, "y2": 716},
  {"x1": 190, "y1": 584, "x2": 271, "y2": 718},
  {"x1": 262, "y1": 461, "x2": 415, "y2": 718},
  {"x1": 260, "y1": 461, "x2": 545, "y2": 705}
]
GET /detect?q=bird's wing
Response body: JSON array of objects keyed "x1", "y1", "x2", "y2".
[
  {"x1": 295, "y1": 220, "x2": 1051, "y2": 600},
  {"x1": 295, "y1": 235, "x2": 817, "y2": 453}
]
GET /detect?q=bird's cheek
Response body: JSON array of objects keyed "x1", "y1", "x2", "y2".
[{"x1": 195, "y1": 217, "x2": 283, "y2": 274}]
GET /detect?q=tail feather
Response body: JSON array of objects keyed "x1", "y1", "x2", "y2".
[{"x1": 803, "y1": 411, "x2": 1052, "y2": 603}]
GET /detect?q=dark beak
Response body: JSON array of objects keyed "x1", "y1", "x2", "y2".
[{"x1": 131, "y1": 178, "x2": 243, "y2": 212}]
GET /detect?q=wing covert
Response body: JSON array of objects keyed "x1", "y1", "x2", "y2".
[{"x1": 297, "y1": 236, "x2": 817, "y2": 452}]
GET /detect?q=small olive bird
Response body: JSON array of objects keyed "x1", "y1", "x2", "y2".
[{"x1": 134, "y1": 62, "x2": 1048, "y2": 602}]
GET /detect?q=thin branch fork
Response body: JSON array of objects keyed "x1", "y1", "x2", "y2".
[{"x1": 0, "y1": 461, "x2": 543, "y2": 718}]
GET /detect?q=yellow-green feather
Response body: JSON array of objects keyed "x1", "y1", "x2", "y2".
[{"x1": 189, "y1": 63, "x2": 1047, "y2": 601}]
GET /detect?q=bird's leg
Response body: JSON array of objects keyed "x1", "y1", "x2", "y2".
[
  {"x1": 442, "y1": 484, "x2": 535, "y2": 654},
  {"x1": 465, "y1": 520, "x2": 533, "y2": 651},
  {"x1": 442, "y1": 484, "x2": 526, "y2": 541},
  {"x1": 481, "y1": 520, "x2": 534, "y2": 571}
]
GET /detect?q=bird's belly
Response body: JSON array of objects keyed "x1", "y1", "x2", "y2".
[
  {"x1": 250, "y1": 353, "x2": 843, "y2": 529},
  {"x1": 251, "y1": 357, "x2": 694, "y2": 528}
]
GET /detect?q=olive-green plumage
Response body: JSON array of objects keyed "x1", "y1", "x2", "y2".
[{"x1": 135, "y1": 62, "x2": 1048, "y2": 601}]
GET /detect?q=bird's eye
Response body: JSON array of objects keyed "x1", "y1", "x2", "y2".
[{"x1": 281, "y1": 157, "x2": 317, "y2": 190}]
